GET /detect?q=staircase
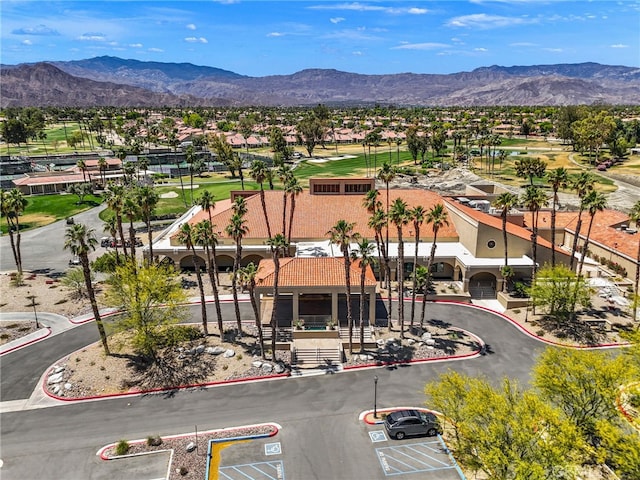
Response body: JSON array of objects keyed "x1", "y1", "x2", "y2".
[{"x1": 468, "y1": 285, "x2": 497, "y2": 299}]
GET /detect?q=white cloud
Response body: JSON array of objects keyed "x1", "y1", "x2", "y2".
[
  {"x1": 543, "y1": 47, "x2": 563, "y2": 53},
  {"x1": 330, "y1": 17, "x2": 345, "y2": 24},
  {"x1": 184, "y1": 36, "x2": 208, "y2": 43},
  {"x1": 392, "y1": 42, "x2": 450, "y2": 50},
  {"x1": 352, "y1": 50, "x2": 363, "y2": 56},
  {"x1": 309, "y1": 3, "x2": 428, "y2": 15},
  {"x1": 129, "y1": 43, "x2": 143, "y2": 48},
  {"x1": 446, "y1": 13, "x2": 536, "y2": 29},
  {"x1": 510, "y1": 42, "x2": 538, "y2": 47},
  {"x1": 267, "y1": 32, "x2": 285, "y2": 37},
  {"x1": 198, "y1": 37, "x2": 208, "y2": 44},
  {"x1": 21, "y1": 39, "x2": 33, "y2": 45},
  {"x1": 408, "y1": 8, "x2": 428, "y2": 15},
  {"x1": 610, "y1": 44, "x2": 629, "y2": 48},
  {"x1": 108, "y1": 41, "x2": 118, "y2": 46},
  {"x1": 186, "y1": 23, "x2": 196, "y2": 30},
  {"x1": 474, "y1": 47, "x2": 488, "y2": 52},
  {"x1": 148, "y1": 48, "x2": 164, "y2": 52},
  {"x1": 77, "y1": 32, "x2": 107, "y2": 42},
  {"x1": 12, "y1": 25, "x2": 60, "y2": 36}
]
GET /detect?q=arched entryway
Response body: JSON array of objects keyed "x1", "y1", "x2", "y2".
[
  {"x1": 215, "y1": 254, "x2": 235, "y2": 272},
  {"x1": 242, "y1": 254, "x2": 265, "y2": 267},
  {"x1": 468, "y1": 272, "x2": 497, "y2": 299},
  {"x1": 179, "y1": 255, "x2": 207, "y2": 271}
]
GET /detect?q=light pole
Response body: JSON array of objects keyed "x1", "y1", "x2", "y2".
[
  {"x1": 373, "y1": 375, "x2": 379, "y2": 418},
  {"x1": 27, "y1": 291, "x2": 39, "y2": 329}
]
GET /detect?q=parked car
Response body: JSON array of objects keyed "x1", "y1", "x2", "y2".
[
  {"x1": 68, "y1": 257, "x2": 81, "y2": 266},
  {"x1": 384, "y1": 409, "x2": 441, "y2": 440},
  {"x1": 65, "y1": 216, "x2": 75, "y2": 225},
  {"x1": 100, "y1": 237, "x2": 114, "y2": 248},
  {"x1": 597, "y1": 164, "x2": 608, "y2": 171}
]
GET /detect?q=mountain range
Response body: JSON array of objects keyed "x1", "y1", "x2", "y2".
[{"x1": 1, "y1": 56, "x2": 639, "y2": 108}]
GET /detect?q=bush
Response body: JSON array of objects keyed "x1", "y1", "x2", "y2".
[
  {"x1": 146, "y1": 435, "x2": 163, "y2": 447},
  {"x1": 160, "y1": 325, "x2": 202, "y2": 347},
  {"x1": 536, "y1": 330, "x2": 545, "y2": 337},
  {"x1": 115, "y1": 440, "x2": 130, "y2": 456}
]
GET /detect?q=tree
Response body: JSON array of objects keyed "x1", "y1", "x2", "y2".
[
  {"x1": 629, "y1": 200, "x2": 640, "y2": 322},
  {"x1": 425, "y1": 371, "x2": 583, "y2": 480},
  {"x1": 250, "y1": 160, "x2": 273, "y2": 239},
  {"x1": 194, "y1": 219, "x2": 224, "y2": 337},
  {"x1": 327, "y1": 220, "x2": 360, "y2": 354},
  {"x1": 409, "y1": 205, "x2": 426, "y2": 329},
  {"x1": 285, "y1": 176, "x2": 303, "y2": 246},
  {"x1": 122, "y1": 193, "x2": 140, "y2": 260},
  {"x1": 104, "y1": 261, "x2": 187, "y2": 361},
  {"x1": 546, "y1": 167, "x2": 569, "y2": 267},
  {"x1": 425, "y1": 203, "x2": 449, "y2": 291},
  {"x1": 377, "y1": 162, "x2": 396, "y2": 329},
  {"x1": 237, "y1": 262, "x2": 265, "y2": 359},
  {"x1": 493, "y1": 192, "x2": 519, "y2": 291},
  {"x1": 61, "y1": 266, "x2": 92, "y2": 299},
  {"x1": 514, "y1": 157, "x2": 547, "y2": 186},
  {"x1": 64, "y1": 223, "x2": 110, "y2": 355},
  {"x1": 534, "y1": 347, "x2": 637, "y2": 447},
  {"x1": 269, "y1": 126, "x2": 292, "y2": 163},
  {"x1": 276, "y1": 164, "x2": 293, "y2": 237},
  {"x1": 405, "y1": 125, "x2": 421, "y2": 164},
  {"x1": 105, "y1": 183, "x2": 128, "y2": 258},
  {"x1": 351, "y1": 238, "x2": 376, "y2": 350},
  {"x1": 185, "y1": 145, "x2": 197, "y2": 205},
  {"x1": 103, "y1": 216, "x2": 121, "y2": 264},
  {"x1": 572, "y1": 111, "x2": 616, "y2": 164},
  {"x1": 1, "y1": 189, "x2": 28, "y2": 274},
  {"x1": 569, "y1": 172, "x2": 595, "y2": 270},
  {"x1": 67, "y1": 182, "x2": 93, "y2": 205},
  {"x1": 177, "y1": 223, "x2": 208, "y2": 335},
  {"x1": 521, "y1": 186, "x2": 548, "y2": 278},
  {"x1": 97, "y1": 157, "x2": 108, "y2": 186},
  {"x1": 414, "y1": 266, "x2": 430, "y2": 329},
  {"x1": 225, "y1": 199, "x2": 248, "y2": 337},
  {"x1": 197, "y1": 190, "x2": 220, "y2": 283},
  {"x1": 266, "y1": 233, "x2": 288, "y2": 361},
  {"x1": 389, "y1": 198, "x2": 410, "y2": 339},
  {"x1": 576, "y1": 190, "x2": 607, "y2": 281},
  {"x1": 529, "y1": 264, "x2": 591, "y2": 327},
  {"x1": 297, "y1": 114, "x2": 324, "y2": 157},
  {"x1": 136, "y1": 186, "x2": 159, "y2": 263}
]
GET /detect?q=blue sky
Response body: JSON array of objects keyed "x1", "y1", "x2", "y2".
[{"x1": 2, "y1": 1, "x2": 639, "y2": 76}]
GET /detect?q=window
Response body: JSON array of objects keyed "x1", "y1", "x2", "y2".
[
  {"x1": 312, "y1": 183, "x2": 340, "y2": 193},
  {"x1": 344, "y1": 183, "x2": 369, "y2": 193}
]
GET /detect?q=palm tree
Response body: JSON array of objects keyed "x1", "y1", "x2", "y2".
[
  {"x1": 102, "y1": 216, "x2": 121, "y2": 264},
  {"x1": 629, "y1": 201, "x2": 640, "y2": 321},
  {"x1": 327, "y1": 220, "x2": 360, "y2": 354},
  {"x1": 225, "y1": 209, "x2": 248, "y2": 338},
  {"x1": 136, "y1": 186, "x2": 159, "y2": 263},
  {"x1": 285, "y1": 176, "x2": 303, "y2": 246},
  {"x1": 197, "y1": 190, "x2": 220, "y2": 283},
  {"x1": 105, "y1": 184, "x2": 128, "y2": 257},
  {"x1": 425, "y1": 203, "x2": 450, "y2": 289},
  {"x1": 389, "y1": 198, "x2": 410, "y2": 339},
  {"x1": 493, "y1": 192, "x2": 519, "y2": 292},
  {"x1": 276, "y1": 164, "x2": 293, "y2": 237},
  {"x1": 122, "y1": 193, "x2": 140, "y2": 260},
  {"x1": 194, "y1": 220, "x2": 224, "y2": 337},
  {"x1": 569, "y1": 172, "x2": 595, "y2": 271},
  {"x1": 409, "y1": 205, "x2": 426, "y2": 329},
  {"x1": 576, "y1": 191, "x2": 607, "y2": 280},
  {"x1": 363, "y1": 189, "x2": 386, "y2": 288},
  {"x1": 185, "y1": 145, "x2": 196, "y2": 205},
  {"x1": 351, "y1": 238, "x2": 376, "y2": 350},
  {"x1": 177, "y1": 223, "x2": 208, "y2": 335},
  {"x1": 77, "y1": 159, "x2": 88, "y2": 183},
  {"x1": 521, "y1": 186, "x2": 548, "y2": 278},
  {"x1": 266, "y1": 233, "x2": 288, "y2": 361},
  {"x1": 250, "y1": 160, "x2": 273, "y2": 239},
  {"x1": 64, "y1": 223, "x2": 109, "y2": 355},
  {"x1": 546, "y1": 167, "x2": 569, "y2": 267},
  {"x1": 97, "y1": 157, "x2": 108, "y2": 186},
  {"x1": 237, "y1": 263, "x2": 265, "y2": 359},
  {"x1": 1, "y1": 189, "x2": 28, "y2": 274}
]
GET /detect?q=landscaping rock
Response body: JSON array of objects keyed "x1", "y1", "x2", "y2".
[
  {"x1": 47, "y1": 372, "x2": 64, "y2": 384},
  {"x1": 195, "y1": 345, "x2": 205, "y2": 354},
  {"x1": 185, "y1": 442, "x2": 196, "y2": 453},
  {"x1": 64, "y1": 383, "x2": 72, "y2": 390},
  {"x1": 53, "y1": 366, "x2": 65, "y2": 374},
  {"x1": 53, "y1": 385, "x2": 60, "y2": 394},
  {"x1": 207, "y1": 346, "x2": 226, "y2": 355},
  {"x1": 261, "y1": 363, "x2": 273, "y2": 373},
  {"x1": 223, "y1": 349, "x2": 235, "y2": 358},
  {"x1": 252, "y1": 360, "x2": 263, "y2": 368},
  {"x1": 425, "y1": 339, "x2": 436, "y2": 346},
  {"x1": 421, "y1": 332, "x2": 432, "y2": 341},
  {"x1": 407, "y1": 338, "x2": 416, "y2": 346},
  {"x1": 274, "y1": 363, "x2": 286, "y2": 374}
]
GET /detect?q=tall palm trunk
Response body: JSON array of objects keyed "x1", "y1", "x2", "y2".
[
  {"x1": 551, "y1": 190, "x2": 559, "y2": 267},
  {"x1": 396, "y1": 226, "x2": 405, "y2": 339},
  {"x1": 569, "y1": 209, "x2": 585, "y2": 271},
  {"x1": 190, "y1": 245, "x2": 208, "y2": 335},
  {"x1": 359, "y1": 265, "x2": 366, "y2": 351},
  {"x1": 232, "y1": 242, "x2": 243, "y2": 336},
  {"x1": 343, "y1": 246, "x2": 354, "y2": 355},
  {"x1": 116, "y1": 214, "x2": 127, "y2": 258},
  {"x1": 247, "y1": 280, "x2": 265, "y2": 359},
  {"x1": 81, "y1": 253, "x2": 109, "y2": 355},
  {"x1": 287, "y1": 195, "x2": 296, "y2": 245},
  {"x1": 128, "y1": 217, "x2": 136, "y2": 259},
  {"x1": 271, "y1": 254, "x2": 281, "y2": 361},
  {"x1": 410, "y1": 226, "x2": 420, "y2": 329},
  {"x1": 203, "y1": 242, "x2": 223, "y2": 336}
]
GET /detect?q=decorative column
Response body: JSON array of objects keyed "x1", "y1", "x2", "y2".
[
  {"x1": 292, "y1": 290, "x2": 299, "y2": 323},
  {"x1": 369, "y1": 288, "x2": 376, "y2": 326},
  {"x1": 332, "y1": 291, "x2": 338, "y2": 324}
]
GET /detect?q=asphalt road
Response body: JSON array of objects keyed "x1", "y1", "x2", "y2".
[
  {"x1": 0, "y1": 302, "x2": 544, "y2": 480},
  {"x1": 0, "y1": 204, "x2": 107, "y2": 274}
]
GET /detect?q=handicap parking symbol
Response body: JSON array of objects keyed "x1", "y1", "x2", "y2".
[
  {"x1": 369, "y1": 431, "x2": 387, "y2": 443},
  {"x1": 265, "y1": 442, "x2": 282, "y2": 456}
]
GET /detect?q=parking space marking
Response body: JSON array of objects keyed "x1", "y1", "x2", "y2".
[
  {"x1": 369, "y1": 431, "x2": 388, "y2": 443},
  {"x1": 219, "y1": 460, "x2": 284, "y2": 480},
  {"x1": 265, "y1": 442, "x2": 282, "y2": 455},
  {"x1": 375, "y1": 441, "x2": 458, "y2": 477}
]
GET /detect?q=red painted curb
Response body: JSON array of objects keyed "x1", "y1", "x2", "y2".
[
  {"x1": 44, "y1": 371, "x2": 291, "y2": 402},
  {"x1": 98, "y1": 423, "x2": 280, "y2": 460},
  {"x1": 433, "y1": 300, "x2": 631, "y2": 350},
  {"x1": 0, "y1": 327, "x2": 52, "y2": 356}
]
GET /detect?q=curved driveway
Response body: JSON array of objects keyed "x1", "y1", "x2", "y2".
[{"x1": 0, "y1": 301, "x2": 545, "y2": 479}]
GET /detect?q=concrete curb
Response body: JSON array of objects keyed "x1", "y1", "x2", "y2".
[
  {"x1": 0, "y1": 327, "x2": 51, "y2": 356},
  {"x1": 97, "y1": 422, "x2": 281, "y2": 461},
  {"x1": 359, "y1": 406, "x2": 442, "y2": 425}
]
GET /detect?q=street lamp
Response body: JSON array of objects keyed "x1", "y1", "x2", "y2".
[
  {"x1": 373, "y1": 375, "x2": 379, "y2": 419},
  {"x1": 27, "y1": 291, "x2": 39, "y2": 329}
]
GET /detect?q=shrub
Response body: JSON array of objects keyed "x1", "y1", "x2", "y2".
[
  {"x1": 513, "y1": 309, "x2": 521, "y2": 314},
  {"x1": 178, "y1": 466, "x2": 188, "y2": 476},
  {"x1": 536, "y1": 330, "x2": 545, "y2": 337},
  {"x1": 161, "y1": 325, "x2": 202, "y2": 347},
  {"x1": 115, "y1": 440, "x2": 130, "y2": 456},
  {"x1": 236, "y1": 353, "x2": 243, "y2": 361},
  {"x1": 0, "y1": 333, "x2": 10, "y2": 340},
  {"x1": 146, "y1": 435, "x2": 163, "y2": 447}
]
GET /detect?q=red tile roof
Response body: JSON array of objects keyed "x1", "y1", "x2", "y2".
[{"x1": 255, "y1": 257, "x2": 377, "y2": 288}]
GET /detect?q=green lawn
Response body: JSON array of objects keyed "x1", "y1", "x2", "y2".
[{"x1": 0, "y1": 193, "x2": 103, "y2": 233}]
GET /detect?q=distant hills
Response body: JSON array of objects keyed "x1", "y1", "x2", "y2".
[{"x1": 1, "y1": 56, "x2": 639, "y2": 107}]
